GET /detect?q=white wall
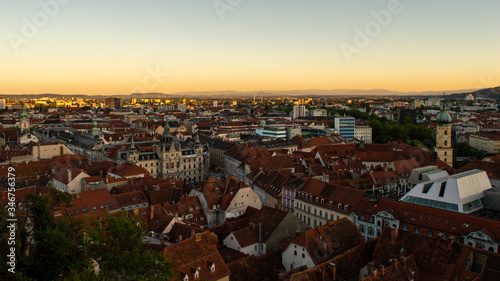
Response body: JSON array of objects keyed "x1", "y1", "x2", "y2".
[
  {"x1": 282, "y1": 243, "x2": 314, "y2": 271},
  {"x1": 226, "y1": 187, "x2": 262, "y2": 218}
]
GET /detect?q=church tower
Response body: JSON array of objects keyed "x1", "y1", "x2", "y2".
[
  {"x1": 435, "y1": 108, "x2": 453, "y2": 167},
  {"x1": 20, "y1": 103, "x2": 30, "y2": 132},
  {"x1": 91, "y1": 120, "x2": 100, "y2": 137}
]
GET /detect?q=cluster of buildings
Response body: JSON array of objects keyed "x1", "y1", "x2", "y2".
[{"x1": 0, "y1": 94, "x2": 499, "y2": 281}]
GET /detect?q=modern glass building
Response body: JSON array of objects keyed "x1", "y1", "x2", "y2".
[{"x1": 333, "y1": 115, "x2": 355, "y2": 140}]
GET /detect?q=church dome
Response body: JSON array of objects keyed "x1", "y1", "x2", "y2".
[
  {"x1": 160, "y1": 132, "x2": 175, "y2": 146},
  {"x1": 436, "y1": 109, "x2": 451, "y2": 124}
]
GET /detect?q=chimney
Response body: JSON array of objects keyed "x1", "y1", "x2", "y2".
[
  {"x1": 372, "y1": 268, "x2": 378, "y2": 277},
  {"x1": 178, "y1": 235, "x2": 182, "y2": 242},
  {"x1": 320, "y1": 240, "x2": 327, "y2": 255},
  {"x1": 171, "y1": 182, "x2": 176, "y2": 188},
  {"x1": 191, "y1": 229, "x2": 195, "y2": 238},
  {"x1": 250, "y1": 222, "x2": 255, "y2": 231},
  {"x1": 328, "y1": 263, "x2": 337, "y2": 281},
  {"x1": 379, "y1": 265, "x2": 385, "y2": 275},
  {"x1": 448, "y1": 236, "x2": 455, "y2": 248},
  {"x1": 161, "y1": 236, "x2": 166, "y2": 250},
  {"x1": 150, "y1": 206, "x2": 154, "y2": 220},
  {"x1": 60, "y1": 145, "x2": 63, "y2": 156},
  {"x1": 195, "y1": 233, "x2": 201, "y2": 242},
  {"x1": 67, "y1": 169, "x2": 72, "y2": 182},
  {"x1": 133, "y1": 209, "x2": 139, "y2": 215},
  {"x1": 391, "y1": 228, "x2": 399, "y2": 243},
  {"x1": 154, "y1": 185, "x2": 160, "y2": 191}
]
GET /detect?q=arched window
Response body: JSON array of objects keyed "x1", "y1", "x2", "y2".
[
  {"x1": 377, "y1": 221, "x2": 381, "y2": 227},
  {"x1": 368, "y1": 227, "x2": 374, "y2": 235},
  {"x1": 444, "y1": 140, "x2": 448, "y2": 146},
  {"x1": 445, "y1": 130, "x2": 448, "y2": 135},
  {"x1": 489, "y1": 247, "x2": 495, "y2": 252},
  {"x1": 360, "y1": 225, "x2": 365, "y2": 233}
]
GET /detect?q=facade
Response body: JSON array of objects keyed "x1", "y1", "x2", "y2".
[
  {"x1": 333, "y1": 115, "x2": 355, "y2": 140},
  {"x1": 469, "y1": 133, "x2": 500, "y2": 154},
  {"x1": 354, "y1": 123, "x2": 372, "y2": 143},
  {"x1": 292, "y1": 105, "x2": 306, "y2": 120},
  {"x1": 105, "y1": 97, "x2": 121, "y2": 108},
  {"x1": 118, "y1": 126, "x2": 209, "y2": 184},
  {"x1": 434, "y1": 109, "x2": 453, "y2": 167},
  {"x1": 255, "y1": 125, "x2": 287, "y2": 139},
  {"x1": 294, "y1": 180, "x2": 364, "y2": 228},
  {"x1": 351, "y1": 196, "x2": 500, "y2": 253}
]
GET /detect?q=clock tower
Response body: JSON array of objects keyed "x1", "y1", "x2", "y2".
[{"x1": 435, "y1": 109, "x2": 453, "y2": 167}]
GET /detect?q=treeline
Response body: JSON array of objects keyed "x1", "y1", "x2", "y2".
[
  {"x1": 0, "y1": 189, "x2": 174, "y2": 281},
  {"x1": 325, "y1": 108, "x2": 436, "y2": 148}
]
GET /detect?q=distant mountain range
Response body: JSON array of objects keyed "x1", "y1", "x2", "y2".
[
  {"x1": 449, "y1": 86, "x2": 500, "y2": 100},
  {"x1": 2, "y1": 86, "x2": 499, "y2": 99}
]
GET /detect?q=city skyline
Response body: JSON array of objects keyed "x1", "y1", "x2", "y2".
[{"x1": 2, "y1": 1, "x2": 500, "y2": 95}]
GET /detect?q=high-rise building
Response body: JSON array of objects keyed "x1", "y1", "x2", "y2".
[
  {"x1": 292, "y1": 105, "x2": 306, "y2": 120},
  {"x1": 0, "y1": 99, "x2": 5, "y2": 110},
  {"x1": 105, "y1": 97, "x2": 121, "y2": 108},
  {"x1": 333, "y1": 115, "x2": 355, "y2": 140},
  {"x1": 435, "y1": 109, "x2": 453, "y2": 167}
]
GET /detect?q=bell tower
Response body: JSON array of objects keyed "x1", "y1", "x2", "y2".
[
  {"x1": 20, "y1": 103, "x2": 30, "y2": 132},
  {"x1": 435, "y1": 108, "x2": 453, "y2": 167}
]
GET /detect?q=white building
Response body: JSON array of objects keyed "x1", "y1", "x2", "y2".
[
  {"x1": 354, "y1": 124, "x2": 372, "y2": 143},
  {"x1": 255, "y1": 125, "x2": 287, "y2": 139},
  {"x1": 292, "y1": 105, "x2": 306, "y2": 120},
  {"x1": 400, "y1": 169, "x2": 492, "y2": 214}
]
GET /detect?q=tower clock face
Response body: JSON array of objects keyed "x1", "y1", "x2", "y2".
[{"x1": 443, "y1": 135, "x2": 448, "y2": 140}]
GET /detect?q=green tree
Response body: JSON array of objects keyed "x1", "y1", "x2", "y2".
[
  {"x1": 83, "y1": 214, "x2": 175, "y2": 281},
  {"x1": 23, "y1": 192, "x2": 89, "y2": 281}
]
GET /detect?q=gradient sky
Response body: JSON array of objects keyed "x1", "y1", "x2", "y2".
[{"x1": 1, "y1": 0, "x2": 500, "y2": 95}]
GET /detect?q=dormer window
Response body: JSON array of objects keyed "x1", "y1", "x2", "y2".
[
  {"x1": 337, "y1": 203, "x2": 342, "y2": 209},
  {"x1": 182, "y1": 273, "x2": 189, "y2": 281},
  {"x1": 208, "y1": 261, "x2": 216, "y2": 272}
]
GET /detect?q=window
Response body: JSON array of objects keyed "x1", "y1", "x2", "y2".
[
  {"x1": 444, "y1": 140, "x2": 448, "y2": 146},
  {"x1": 428, "y1": 230, "x2": 433, "y2": 236},
  {"x1": 414, "y1": 227, "x2": 420, "y2": 233},
  {"x1": 294, "y1": 250, "x2": 297, "y2": 256},
  {"x1": 402, "y1": 224, "x2": 408, "y2": 231},
  {"x1": 360, "y1": 225, "x2": 365, "y2": 233},
  {"x1": 368, "y1": 227, "x2": 374, "y2": 235},
  {"x1": 302, "y1": 253, "x2": 305, "y2": 258}
]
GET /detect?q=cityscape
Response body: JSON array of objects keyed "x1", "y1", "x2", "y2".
[{"x1": 2, "y1": 1, "x2": 500, "y2": 281}]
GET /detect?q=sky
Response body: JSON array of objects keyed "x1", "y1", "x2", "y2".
[{"x1": 1, "y1": 0, "x2": 500, "y2": 95}]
